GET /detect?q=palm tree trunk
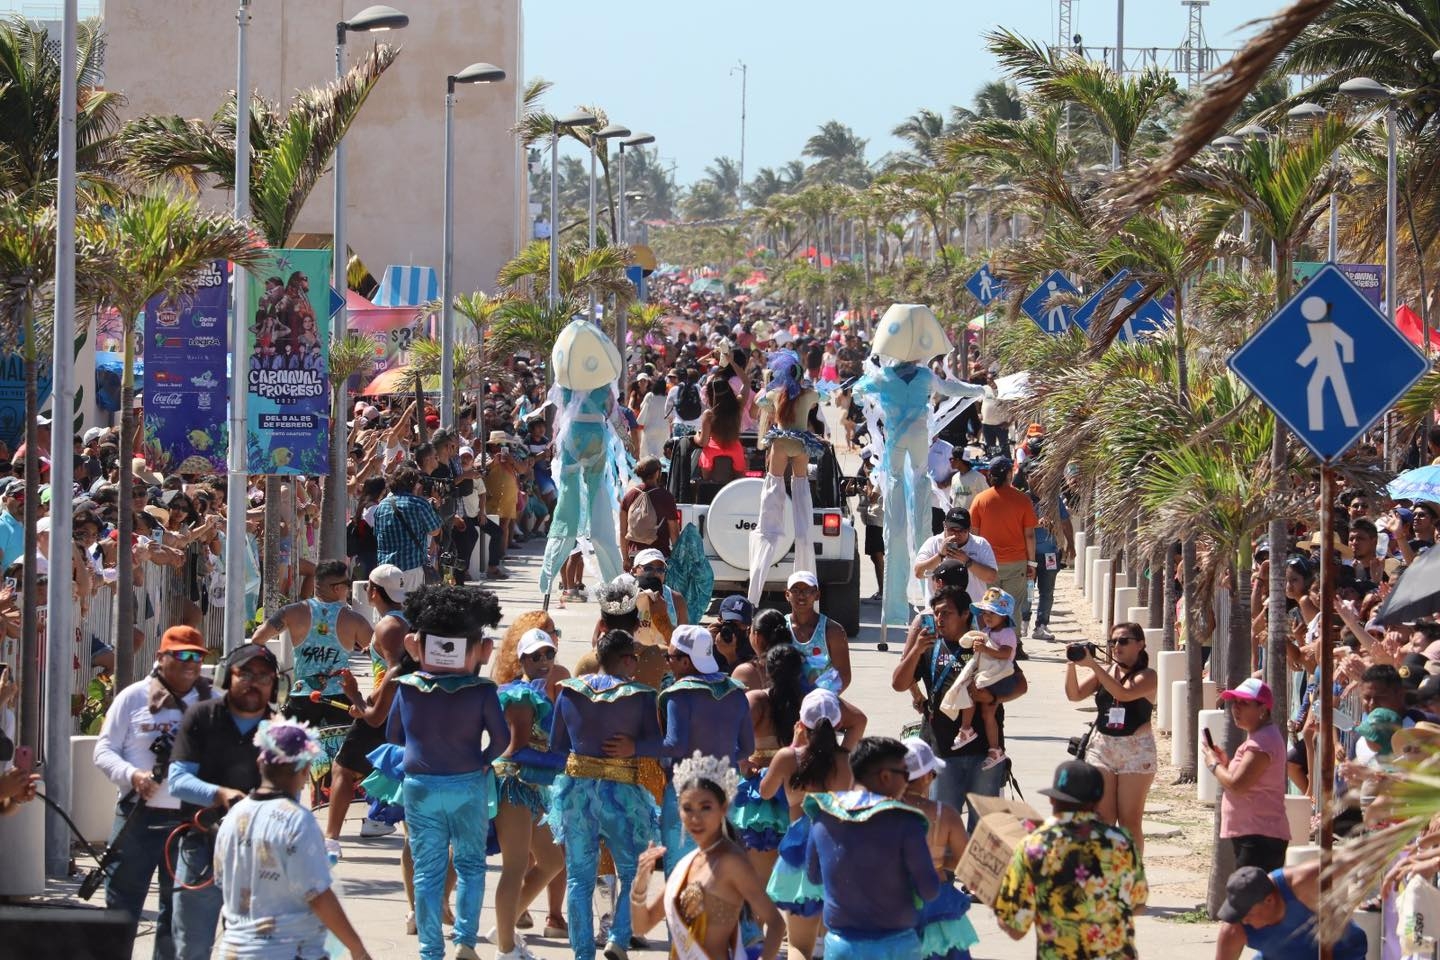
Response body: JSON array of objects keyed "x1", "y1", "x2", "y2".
[
  {"x1": 1148, "y1": 544, "x2": 1164, "y2": 630},
  {"x1": 1163, "y1": 543, "x2": 1178, "y2": 652},
  {"x1": 115, "y1": 320, "x2": 137, "y2": 689},
  {"x1": 262, "y1": 476, "x2": 284, "y2": 618},
  {"x1": 1207, "y1": 557, "x2": 1251, "y2": 916},
  {"x1": 1266, "y1": 251, "x2": 1293, "y2": 725},
  {"x1": 18, "y1": 293, "x2": 42, "y2": 744},
  {"x1": 1180, "y1": 536, "x2": 1202, "y2": 782}
]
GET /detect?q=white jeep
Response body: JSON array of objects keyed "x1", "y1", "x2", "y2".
[{"x1": 667, "y1": 433, "x2": 862, "y2": 636}]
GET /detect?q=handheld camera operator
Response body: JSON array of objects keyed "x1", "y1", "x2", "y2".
[
  {"x1": 91, "y1": 626, "x2": 215, "y2": 960},
  {"x1": 165, "y1": 643, "x2": 280, "y2": 960}
]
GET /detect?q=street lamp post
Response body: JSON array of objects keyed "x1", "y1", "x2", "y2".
[
  {"x1": 440, "y1": 62, "x2": 506, "y2": 428},
  {"x1": 328, "y1": 4, "x2": 407, "y2": 557},
  {"x1": 1338, "y1": 79, "x2": 1398, "y2": 328},
  {"x1": 618, "y1": 133, "x2": 655, "y2": 245},
  {"x1": 224, "y1": 0, "x2": 253, "y2": 656},
  {"x1": 1286, "y1": 101, "x2": 1336, "y2": 262},
  {"x1": 549, "y1": 111, "x2": 599, "y2": 309},
  {"x1": 588, "y1": 123, "x2": 629, "y2": 324}
]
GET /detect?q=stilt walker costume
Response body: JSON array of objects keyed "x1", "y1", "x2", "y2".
[
  {"x1": 852, "y1": 305, "x2": 983, "y2": 632},
  {"x1": 748, "y1": 350, "x2": 822, "y2": 605}
]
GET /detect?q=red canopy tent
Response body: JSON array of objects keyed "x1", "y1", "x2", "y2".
[{"x1": 1397, "y1": 304, "x2": 1440, "y2": 354}]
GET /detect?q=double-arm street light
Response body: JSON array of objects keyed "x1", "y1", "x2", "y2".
[
  {"x1": 617, "y1": 132, "x2": 655, "y2": 245},
  {"x1": 549, "y1": 111, "x2": 599, "y2": 309},
  {"x1": 440, "y1": 61, "x2": 507, "y2": 428},
  {"x1": 327, "y1": 5, "x2": 407, "y2": 557}
]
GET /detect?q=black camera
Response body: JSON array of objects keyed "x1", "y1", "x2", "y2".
[
  {"x1": 1066, "y1": 734, "x2": 1088, "y2": 758},
  {"x1": 1065, "y1": 642, "x2": 1098, "y2": 663}
]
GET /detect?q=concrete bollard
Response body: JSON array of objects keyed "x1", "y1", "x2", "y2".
[
  {"x1": 352, "y1": 581, "x2": 377, "y2": 624},
  {"x1": 1203, "y1": 679, "x2": 1217, "y2": 709},
  {"x1": 1286, "y1": 795, "x2": 1314, "y2": 845},
  {"x1": 1092, "y1": 560, "x2": 1112, "y2": 622},
  {"x1": 1354, "y1": 909, "x2": 1383, "y2": 960},
  {"x1": 70, "y1": 736, "x2": 116, "y2": 844},
  {"x1": 1084, "y1": 545, "x2": 1101, "y2": 598},
  {"x1": 1286, "y1": 844, "x2": 1320, "y2": 866},
  {"x1": 1173, "y1": 678, "x2": 1221, "y2": 765},
  {"x1": 1126, "y1": 606, "x2": 1148, "y2": 627},
  {"x1": 267, "y1": 633, "x2": 294, "y2": 676},
  {"x1": 0, "y1": 777, "x2": 46, "y2": 895},
  {"x1": 1197, "y1": 709, "x2": 1226, "y2": 804},
  {"x1": 1073, "y1": 531, "x2": 1087, "y2": 589},
  {"x1": 1112, "y1": 586, "x2": 1138, "y2": 636},
  {"x1": 1155, "y1": 651, "x2": 1185, "y2": 733}
]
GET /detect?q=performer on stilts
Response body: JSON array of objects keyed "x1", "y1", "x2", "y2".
[
  {"x1": 748, "y1": 350, "x2": 823, "y2": 605},
  {"x1": 852, "y1": 305, "x2": 983, "y2": 635}
]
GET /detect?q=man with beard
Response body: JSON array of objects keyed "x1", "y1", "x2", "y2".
[{"x1": 166, "y1": 644, "x2": 279, "y2": 960}]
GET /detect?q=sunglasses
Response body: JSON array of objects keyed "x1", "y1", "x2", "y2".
[
  {"x1": 523, "y1": 649, "x2": 555, "y2": 661},
  {"x1": 1110, "y1": 636, "x2": 1141, "y2": 647},
  {"x1": 664, "y1": 651, "x2": 690, "y2": 662},
  {"x1": 168, "y1": 650, "x2": 204, "y2": 663},
  {"x1": 640, "y1": 564, "x2": 666, "y2": 573}
]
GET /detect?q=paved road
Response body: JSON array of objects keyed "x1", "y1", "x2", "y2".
[{"x1": 118, "y1": 522, "x2": 1224, "y2": 959}]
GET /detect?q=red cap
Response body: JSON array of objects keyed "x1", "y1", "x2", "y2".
[
  {"x1": 1219, "y1": 678, "x2": 1273, "y2": 710},
  {"x1": 159, "y1": 625, "x2": 207, "y2": 655}
]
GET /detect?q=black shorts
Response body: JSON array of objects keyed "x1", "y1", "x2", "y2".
[
  {"x1": 864, "y1": 524, "x2": 884, "y2": 556},
  {"x1": 334, "y1": 718, "x2": 387, "y2": 776},
  {"x1": 1231, "y1": 834, "x2": 1288, "y2": 872}
]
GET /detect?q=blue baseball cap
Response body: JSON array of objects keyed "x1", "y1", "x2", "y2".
[{"x1": 719, "y1": 595, "x2": 754, "y2": 623}]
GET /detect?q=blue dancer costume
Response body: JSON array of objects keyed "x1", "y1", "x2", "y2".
[
  {"x1": 730, "y1": 737, "x2": 788, "y2": 851},
  {"x1": 853, "y1": 362, "x2": 982, "y2": 629},
  {"x1": 766, "y1": 811, "x2": 824, "y2": 917},
  {"x1": 494, "y1": 677, "x2": 563, "y2": 819},
  {"x1": 386, "y1": 671, "x2": 509, "y2": 960},
  {"x1": 546, "y1": 674, "x2": 662, "y2": 960},
  {"x1": 657, "y1": 672, "x2": 754, "y2": 873},
  {"x1": 538, "y1": 382, "x2": 629, "y2": 597},
  {"x1": 805, "y1": 789, "x2": 941, "y2": 960}
]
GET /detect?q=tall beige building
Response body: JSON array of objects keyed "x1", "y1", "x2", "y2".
[{"x1": 102, "y1": 0, "x2": 527, "y2": 296}]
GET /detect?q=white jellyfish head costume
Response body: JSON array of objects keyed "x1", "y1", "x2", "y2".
[
  {"x1": 539, "y1": 318, "x2": 632, "y2": 597},
  {"x1": 871, "y1": 303, "x2": 953, "y2": 364}
]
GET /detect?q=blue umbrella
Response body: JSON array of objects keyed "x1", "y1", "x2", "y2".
[{"x1": 1387, "y1": 465, "x2": 1440, "y2": 503}]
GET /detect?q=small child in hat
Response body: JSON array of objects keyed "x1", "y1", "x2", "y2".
[{"x1": 939, "y1": 587, "x2": 1021, "y2": 770}]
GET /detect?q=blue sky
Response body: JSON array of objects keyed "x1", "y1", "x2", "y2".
[{"x1": 525, "y1": 0, "x2": 1283, "y2": 186}]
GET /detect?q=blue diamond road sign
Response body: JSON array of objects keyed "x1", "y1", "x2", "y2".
[
  {"x1": 1069, "y1": 268, "x2": 1171, "y2": 341},
  {"x1": 1021, "y1": 270, "x2": 1081, "y2": 334},
  {"x1": 965, "y1": 264, "x2": 1007, "y2": 308},
  {"x1": 329, "y1": 286, "x2": 346, "y2": 319},
  {"x1": 1228, "y1": 263, "x2": 1428, "y2": 464}
]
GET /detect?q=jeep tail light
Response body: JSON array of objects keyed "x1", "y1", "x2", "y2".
[
  {"x1": 822, "y1": 514, "x2": 841, "y2": 536},
  {"x1": 744, "y1": 470, "x2": 763, "y2": 478}
]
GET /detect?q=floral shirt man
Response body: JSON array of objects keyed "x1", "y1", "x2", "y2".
[{"x1": 993, "y1": 810, "x2": 1148, "y2": 959}]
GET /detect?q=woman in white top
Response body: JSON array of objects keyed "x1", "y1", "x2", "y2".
[{"x1": 636, "y1": 376, "x2": 670, "y2": 461}]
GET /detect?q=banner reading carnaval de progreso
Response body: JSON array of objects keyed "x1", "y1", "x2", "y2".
[
  {"x1": 245, "y1": 249, "x2": 332, "y2": 475},
  {"x1": 142, "y1": 260, "x2": 230, "y2": 474}
]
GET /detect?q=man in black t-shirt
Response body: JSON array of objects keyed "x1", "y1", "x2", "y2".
[{"x1": 891, "y1": 585, "x2": 1027, "y2": 829}]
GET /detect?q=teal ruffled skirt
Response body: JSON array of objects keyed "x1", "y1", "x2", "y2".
[
  {"x1": 360, "y1": 743, "x2": 406, "y2": 807},
  {"x1": 765, "y1": 816, "x2": 823, "y2": 917},
  {"x1": 544, "y1": 773, "x2": 658, "y2": 852},
  {"x1": 495, "y1": 762, "x2": 556, "y2": 821},
  {"x1": 730, "y1": 771, "x2": 789, "y2": 852},
  {"x1": 917, "y1": 883, "x2": 977, "y2": 960}
]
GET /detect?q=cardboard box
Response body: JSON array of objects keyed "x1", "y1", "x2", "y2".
[{"x1": 953, "y1": 795, "x2": 1044, "y2": 907}]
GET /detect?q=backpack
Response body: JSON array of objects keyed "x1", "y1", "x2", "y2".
[
  {"x1": 674, "y1": 382, "x2": 703, "y2": 421},
  {"x1": 626, "y1": 485, "x2": 662, "y2": 544}
]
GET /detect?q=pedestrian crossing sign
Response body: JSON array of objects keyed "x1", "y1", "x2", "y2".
[
  {"x1": 1228, "y1": 263, "x2": 1428, "y2": 463},
  {"x1": 1021, "y1": 271, "x2": 1080, "y2": 335},
  {"x1": 966, "y1": 264, "x2": 1007, "y2": 308}
]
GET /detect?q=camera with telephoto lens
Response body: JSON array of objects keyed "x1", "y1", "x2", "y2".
[
  {"x1": 1066, "y1": 733, "x2": 1088, "y2": 758},
  {"x1": 1065, "y1": 641, "x2": 1099, "y2": 663},
  {"x1": 78, "y1": 727, "x2": 176, "y2": 900}
]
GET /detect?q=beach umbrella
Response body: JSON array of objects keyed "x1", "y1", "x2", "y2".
[
  {"x1": 552, "y1": 319, "x2": 622, "y2": 390},
  {"x1": 1377, "y1": 544, "x2": 1440, "y2": 624},
  {"x1": 872, "y1": 303, "x2": 952, "y2": 363},
  {"x1": 1388, "y1": 465, "x2": 1440, "y2": 504}
]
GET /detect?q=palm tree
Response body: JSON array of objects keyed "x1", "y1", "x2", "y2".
[
  {"x1": 972, "y1": 80, "x2": 1028, "y2": 121},
  {"x1": 317, "y1": 334, "x2": 376, "y2": 559},
  {"x1": 496, "y1": 239, "x2": 634, "y2": 307},
  {"x1": 1166, "y1": 113, "x2": 1355, "y2": 722},
  {"x1": 803, "y1": 121, "x2": 870, "y2": 186},
  {"x1": 744, "y1": 166, "x2": 790, "y2": 208},
  {"x1": 891, "y1": 108, "x2": 948, "y2": 165},
  {"x1": 92, "y1": 192, "x2": 262, "y2": 688},
  {"x1": 0, "y1": 15, "x2": 123, "y2": 198},
  {"x1": 704, "y1": 156, "x2": 742, "y2": 209},
  {"x1": 119, "y1": 42, "x2": 399, "y2": 246}
]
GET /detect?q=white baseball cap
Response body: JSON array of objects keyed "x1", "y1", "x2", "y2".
[
  {"x1": 671, "y1": 624, "x2": 719, "y2": 674},
  {"x1": 800, "y1": 688, "x2": 841, "y2": 730},
  {"x1": 518, "y1": 627, "x2": 557, "y2": 658},
  {"x1": 787, "y1": 570, "x2": 819, "y2": 590},
  {"x1": 368, "y1": 563, "x2": 408, "y2": 604},
  {"x1": 633, "y1": 548, "x2": 667, "y2": 568},
  {"x1": 903, "y1": 736, "x2": 947, "y2": 780}
]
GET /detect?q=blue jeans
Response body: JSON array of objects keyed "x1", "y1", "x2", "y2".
[
  {"x1": 403, "y1": 770, "x2": 491, "y2": 960},
  {"x1": 171, "y1": 832, "x2": 223, "y2": 960},
  {"x1": 105, "y1": 801, "x2": 182, "y2": 960},
  {"x1": 933, "y1": 752, "x2": 1010, "y2": 833},
  {"x1": 824, "y1": 928, "x2": 922, "y2": 960},
  {"x1": 660, "y1": 781, "x2": 697, "y2": 875},
  {"x1": 1034, "y1": 562, "x2": 1058, "y2": 628}
]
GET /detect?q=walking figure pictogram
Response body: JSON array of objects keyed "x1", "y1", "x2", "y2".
[{"x1": 1295, "y1": 295, "x2": 1357, "y2": 432}]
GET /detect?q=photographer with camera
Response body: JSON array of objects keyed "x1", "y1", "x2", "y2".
[
  {"x1": 914, "y1": 506, "x2": 998, "y2": 605},
  {"x1": 1063, "y1": 622, "x2": 1158, "y2": 856},
  {"x1": 92, "y1": 626, "x2": 216, "y2": 960},
  {"x1": 166, "y1": 643, "x2": 279, "y2": 960}
]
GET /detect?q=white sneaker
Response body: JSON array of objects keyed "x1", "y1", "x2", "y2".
[
  {"x1": 324, "y1": 837, "x2": 342, "y2": 864},
  {"x1": 455, "y1": 946, "x2": 483, "y2": 960},
  {"x1": 359, "y1": 817, "x2": 396, "y2": 838}
]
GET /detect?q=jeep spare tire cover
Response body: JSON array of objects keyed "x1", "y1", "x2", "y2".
[{"x1": 706, "y1": 477, "x2": 795, "y2": 570}]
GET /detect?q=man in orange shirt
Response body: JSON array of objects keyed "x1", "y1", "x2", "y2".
[{"x1": 969, "y1": 456, "x2": 1037, "y2": 651}]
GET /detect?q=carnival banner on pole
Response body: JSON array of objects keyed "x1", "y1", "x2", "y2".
[
  {"x1": 142, "y1": 260, "x2": 230, "y2": 473},
  {"x1": 1293, "y1": 262, "x2": 1384, "y2": 311},
  {"x1": 245, "y1": 249, "x2": 332, "y2": 475}
]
